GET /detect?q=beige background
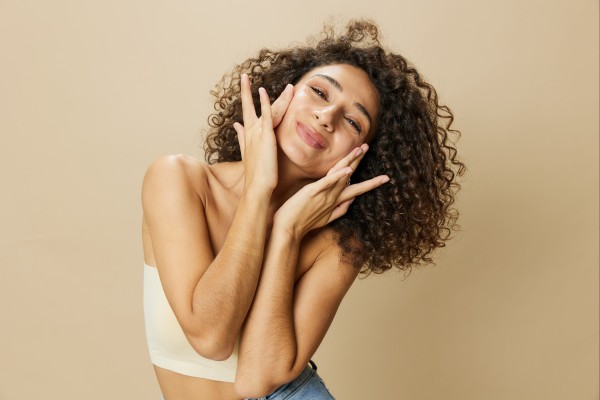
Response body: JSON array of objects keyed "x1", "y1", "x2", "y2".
[{"x1": 0, "y1": 0, "x2": 598, "y2": 399}]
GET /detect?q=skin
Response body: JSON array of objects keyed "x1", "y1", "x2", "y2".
[
  {"x1": 233, "y1": 63, "x2": 381, "y2": 229},
  {"x1": 142, "y1": 63, "x2": 385, "y2": 400}
]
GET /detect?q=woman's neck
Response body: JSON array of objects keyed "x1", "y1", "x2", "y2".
[{"x1": 230, "y1": 146, "x2": 319, "y2": 223}]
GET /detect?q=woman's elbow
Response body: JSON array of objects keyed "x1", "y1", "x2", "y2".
[
  {"x1": 234, "y1": 378, "x2": 275, "y2": 400},
  {"x1": 186, "y1": 332, "x2": 234, "y2": 361}
]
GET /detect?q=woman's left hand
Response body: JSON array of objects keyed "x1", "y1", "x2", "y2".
[{"x1": 272, "y1": 143, "x2": 390, "y2": 239}]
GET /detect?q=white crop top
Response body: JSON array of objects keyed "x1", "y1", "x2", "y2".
[{"x1": 143, "y1": 262, "x2": 240, "y2": 382}]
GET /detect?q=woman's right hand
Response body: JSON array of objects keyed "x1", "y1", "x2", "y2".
[{"x1": 233, "y1": 74, "x2": 294, "y2": 194}]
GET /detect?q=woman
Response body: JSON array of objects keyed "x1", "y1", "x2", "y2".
[{"x1": 142, "y1": 18, "x2": 466, "y2": 400}]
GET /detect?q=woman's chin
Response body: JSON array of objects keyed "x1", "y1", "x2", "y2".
[
  {"x1": 278, "y1": 138, "x2": 323, "y2": 175},
  {"x1": 279, "y1": 139, "x2": 308, "y2": 164}
]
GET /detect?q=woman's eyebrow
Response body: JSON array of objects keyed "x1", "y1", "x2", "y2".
[
  {"x1": 309, "y1": 74, "x2": 372, "y2": 132},
  {"x1": 310, "y1": 73, "x2": 344, "y2": 92}
]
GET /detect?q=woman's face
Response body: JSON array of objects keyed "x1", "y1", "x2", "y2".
[{"x1": 274, "y1": 63, "x2": 379, "y2": 178}]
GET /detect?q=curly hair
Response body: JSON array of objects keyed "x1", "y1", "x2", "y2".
[{"x1": 201, "y1": 17, "x2": 467, "y2": 279}]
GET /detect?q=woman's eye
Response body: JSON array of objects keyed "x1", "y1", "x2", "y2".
[
  {"x1": 347, "y1": 118, "x2": 362, "y2": 134},
  {"x1": 310, "y1": 87, "x2": 327, "y2": 100},
  {"x1": 311, "y1": 86, "x2": 361, "y2": 134}
]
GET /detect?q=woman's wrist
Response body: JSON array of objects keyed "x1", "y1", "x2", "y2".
[
  {"x1": 272, "y1": 217, "x2": 304, "y2": 242},
  {"x1": 241, "y1": 185, "x2": 272, "y2": 204}
]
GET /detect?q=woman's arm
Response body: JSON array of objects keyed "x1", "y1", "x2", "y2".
[
  {"x1": 234, "y1": 225, "x2": 299, "y2": 380},
  {"x1": 233, "y1": 143, "x2": 385, "y2": 399},
  {"x1": 142, "y1": 155, "x2": 271, "y2": 361},
  {"x1": 234, "y1": 225, "x2": 360, "y2": 399},
  {"x1": 143, "y1": 77, "x2": 293, "y2": 361}
]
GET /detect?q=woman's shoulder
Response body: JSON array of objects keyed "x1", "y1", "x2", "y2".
[
  {"x1": 143, "y1": 155, "x2": 245, "y2": 205},
  {"x1": 146, "y1": 154, "x2": 207, "y2": 175},
  {"x1": 313, "y1": 225, "x2": 363, "y2": 248},
  {"x1": 296, "y1": 225, "x2": 363, "y2": 285},
  {"x1": 143, "y1": 154, "x2": 209, "y2": 201},
  {"x1": 312, "y1": 225, "x2": 366, "y2": 272},
  {"x1": 308, "y1": 225, "x2": 364, "y2": 262}
]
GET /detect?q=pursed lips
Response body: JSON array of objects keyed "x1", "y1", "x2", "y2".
[{"x1": 296, "y1": 121, "x2": 326, "y2": 149}]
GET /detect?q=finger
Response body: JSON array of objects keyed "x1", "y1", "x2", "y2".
[
  {"x1": 331, "y1": 147, "x2": 368, "y2": 191},
  {"x1": 240, "y1": 74, "x2": 258, "y2": 127},
  {"x1": 233, "y1": 122, "x2": 245, "y2": 156},
  {"x1": 346, "y1": 143, "x2": 369, "y2": 171},
  {"x1": 259, "y1": 87, "x2": 273, "y2": 130},
  {"x1": 327, "y1": 197, "x2": 355, "y2": 225},
  {"x1": 314, "y1": 167, "x2": 353, "y2": 192},
  {"x1": 335, "y1": 175, "x2": 390, "y2": 204},
  {"x1": 270, "y1": 84, "x2": 294, "y2": 127},
  {"x1": 326, "y1": 144, "x2": 368, "y2": 176}
]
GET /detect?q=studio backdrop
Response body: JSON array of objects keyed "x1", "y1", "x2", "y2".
[{"x1": 0, "y1": 1, "x2": 598, "y2": 399}]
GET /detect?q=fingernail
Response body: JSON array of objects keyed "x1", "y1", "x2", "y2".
[
  {"x1": 356, "y1": 149, "x2": 362, "y2": 157},
  {"x1": 285, "y1": 84, "x2": 293, "y2": 93},
  {"x1": 350, "y1": 198, "x2": 356, "y2": 204},
  {"x1": 381, "y1": 176, "x2": 390, "y2": 183}
]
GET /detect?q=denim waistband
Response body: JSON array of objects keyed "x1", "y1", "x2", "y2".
[
  {"x1": 161, "y1": 360, "x2": 321, "y2": 400},
  {"x1": 263, "y1": 359, "x2": 318, "y2": 399}
]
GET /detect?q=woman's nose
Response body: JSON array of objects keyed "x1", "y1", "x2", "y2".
[{"x1": 313, "y1": 106, "x2": 337, "y2": 131}]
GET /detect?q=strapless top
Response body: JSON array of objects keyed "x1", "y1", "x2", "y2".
[{"x1": 143, "y1": 262, "x2": 239, "y2": 382}]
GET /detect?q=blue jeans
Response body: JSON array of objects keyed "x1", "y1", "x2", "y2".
[{"x1": 161, "y1": 360, "x2": 335, "y2": 399}]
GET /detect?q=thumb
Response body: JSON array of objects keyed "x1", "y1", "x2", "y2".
[{"x1": 271, "y1": 84, "x2": 294, "y2": 128}]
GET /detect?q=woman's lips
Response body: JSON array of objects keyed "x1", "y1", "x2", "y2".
[{"x1": 295, "y1": 121, "x2": 326, "y2": 149}]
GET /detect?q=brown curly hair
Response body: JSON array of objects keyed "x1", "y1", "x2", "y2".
[{"x1": 201, "y1": 17, "x2": 467, "y2": 279}]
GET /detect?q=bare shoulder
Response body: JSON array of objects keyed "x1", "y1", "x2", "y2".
[
  {"x1": 308, "y1": 226, "x2": 363, "y2": 282},
  {"x1": 142, "y1": 154, "x2": 209, "y2": 204}
]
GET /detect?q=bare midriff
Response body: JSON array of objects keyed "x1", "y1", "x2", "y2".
[{"x1": 153, "y1": 365, "x2": 243, "y2": 400}]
